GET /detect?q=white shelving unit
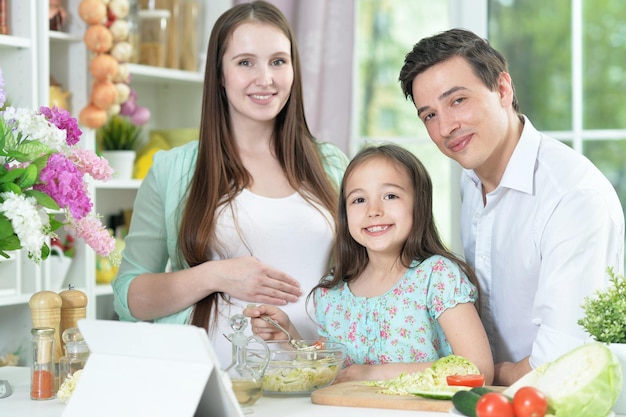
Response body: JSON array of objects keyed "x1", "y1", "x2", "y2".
[{"x1": 0, "y1": 0, "x2": 206, "y2": 362}]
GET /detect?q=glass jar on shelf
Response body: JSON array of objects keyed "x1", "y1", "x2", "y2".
[{"x1": 0, "y1": 0, "x2": 9, "y2": 35}]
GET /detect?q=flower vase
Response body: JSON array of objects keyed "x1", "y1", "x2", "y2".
[
  {"x1": 609, "y1": 343, "x2": 626, "y2": 414},
  {"x1": 101, "y1": 150, "x2": 136, "y2": 180},
  {"x1": 48, "y1": 255, "x2": 72, "y2": 290}
]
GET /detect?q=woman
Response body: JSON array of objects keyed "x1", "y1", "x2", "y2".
[{"x1": 112, "y1": 1, "x2": 348, "y2": 367}]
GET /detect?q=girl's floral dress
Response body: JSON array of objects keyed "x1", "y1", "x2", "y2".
[{"x1": 314, "y1": 255, "x2": 477, "y2": 366}]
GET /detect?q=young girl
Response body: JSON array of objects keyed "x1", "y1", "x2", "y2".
[{"x1": 245, "y1": 144, "x2": 493, "y2": 383}]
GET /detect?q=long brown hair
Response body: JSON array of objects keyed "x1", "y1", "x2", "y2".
[
  {"x1": 179, "y1": 1, "x2": 338, "y2": 332},
  {"x1": 310, "y1": 144, "x2": 479, "y2": 299}
]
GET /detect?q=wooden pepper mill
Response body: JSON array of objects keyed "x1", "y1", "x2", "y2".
[
  {"x1": 29, "y1": 291, "x2": 63, "y2": 364},
  {"x1": 58, "y1": 285, "x2": 88, "y2": 352}
]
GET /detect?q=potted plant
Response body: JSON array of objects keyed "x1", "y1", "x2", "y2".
[
  {"x1": 97, "y1": 114, "x2": 142, "y2": 179},
  {"x1": 578, "y1": 266, "x2": 626, "y2": 413}
]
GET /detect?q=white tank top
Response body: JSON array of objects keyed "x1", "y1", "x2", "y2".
[{"x1": 210, "y1": 189, "x2": 334, "y2": 367}]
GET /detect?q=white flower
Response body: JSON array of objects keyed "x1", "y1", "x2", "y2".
[
  {"x1": 0, "y1": 192, "x2": 50, "y2": 263},
  {"x1": 57, "y1": 369, "x2": 83, "y2": 403},
  {"x1": 2, "y1": 107, "x2": 68, "y2": 152}
]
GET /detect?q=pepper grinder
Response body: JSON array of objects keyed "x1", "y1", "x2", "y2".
[
  {"x1": 29, "y1": 291, "x2": 63, "y2": 364},
  {"x1": 58, "y1": 285, "x2": 87, "y2": 352}
]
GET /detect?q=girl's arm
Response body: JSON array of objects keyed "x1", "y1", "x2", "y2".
[
  {"x1": 437, "y1": 302, "x2": 494, "y2": 384},
  {"x1": 334, "y1": 361, "x2": 436, "y2": 383},
  {"x1": 334, "y1": 302, "x2": 494, "y2": 384}
]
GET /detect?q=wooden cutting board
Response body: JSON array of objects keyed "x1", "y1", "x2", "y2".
[{"x1": 310, "y1": 381, "x2": 453, "y2": 412}]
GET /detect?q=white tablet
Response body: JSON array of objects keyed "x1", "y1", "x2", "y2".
[{"x1": 62, "y1": 319, "x2": 244, "y2": 417}]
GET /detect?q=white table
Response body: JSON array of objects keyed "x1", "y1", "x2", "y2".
[
  {"x1": 4, "y1": 366, "x2": 624, "y2": 417},
  {"x1": 0, "y1": 367, "x2": 447, "y2": 417}
]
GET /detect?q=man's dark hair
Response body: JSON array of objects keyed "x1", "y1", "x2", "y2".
[{"x1": 398, "y1": 28, "x2": 520, "y2": 113}]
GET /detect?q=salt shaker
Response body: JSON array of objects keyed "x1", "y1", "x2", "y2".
[
  {"x1": 59, "y1": 328, "x2": 89, "y2": 388},
  {"x1": 31, "y1": 327, "x2": 56, "y2": 400}
]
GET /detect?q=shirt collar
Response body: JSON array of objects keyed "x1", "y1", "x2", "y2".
[{"x1": 464, "y1": 115, "x2": 540, "y2": 195}]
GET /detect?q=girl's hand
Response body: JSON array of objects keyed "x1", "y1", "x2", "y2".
[
  {"x1": 212, "y1": 256, "x2": 302, "y2": 305},
  {"x1": 243, "y1": 304, "x2": 300, "y2": 341}
]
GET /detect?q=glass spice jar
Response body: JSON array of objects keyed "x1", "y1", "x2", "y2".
[
  {"x1": 31, "y1": 327, "x2": 56, "y2": 400},
  {"x1": 59, "y1": 328, "x2": 89, "y2": 389}
]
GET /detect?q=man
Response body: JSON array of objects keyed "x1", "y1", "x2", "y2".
[{"x1": 398, "y1": 28, "x2": 625, "y2": 385}]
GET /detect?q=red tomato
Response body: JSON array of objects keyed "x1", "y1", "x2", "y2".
[
  {"x1": 446, "y1": 374, "x2": 485, "y2": 387},
  {"x1": 476, "y1": 392, "x2": 515, "y2": 417},
  {"x1": 312, "y1": 340, "x2": 325, "y2": 350},
  {"x1": 513, "y1": 386, "x2": 549, "y2": 417}
]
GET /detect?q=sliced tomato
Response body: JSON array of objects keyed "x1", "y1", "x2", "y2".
[
  {"x1": 312, "y1": 340, "x2": 325, "y2": 350},
  {"x1": 446, "y1": 374, "x2": 485, "y2": 387}
]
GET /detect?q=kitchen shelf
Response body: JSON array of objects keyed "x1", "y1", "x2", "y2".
[
  {"x1": 127, "y1": 63, "x2": 204, "y2": 85},
  {"x1": 95, "y1": 285, "x2": 114, "y2": 296},
  {"x1": 95, "y1": 179, "x2": 143, "y2": 190},
  {"x1": 0, "y1": 294, "x2": 33, "y2": 308},
  {"x1": 0, "y1": 0, "x2": 206, "y2": 363},
  {"x1": 0, "y1": 33, "x2": 31, "y2": 49},
  {"x1": 48, "y1": 30, "x2": 82, "y2": 43}
]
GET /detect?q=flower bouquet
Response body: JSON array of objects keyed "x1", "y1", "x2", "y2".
[{"x1": 0, "y1": 68, "x2": 116, "y2": 263}]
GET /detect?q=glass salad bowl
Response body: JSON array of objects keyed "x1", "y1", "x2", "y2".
[{"x1": 248, "y1": 340, "x2": 346, "y2": 396}]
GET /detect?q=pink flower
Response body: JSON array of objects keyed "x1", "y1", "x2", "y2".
[
  {"x1": 70, "y1": 148, "x2": 113, "y2": 181},
  {"x1": 39, "y1": 106, "x2": 82, "y2": 146},
  {"x1": 67, "y1": 215, "x2": 116, "y2": 259},
  {"x1": 35, "y1": 153, "x2": 92, "y2": 219},
  {"x1": 0, "y1": 68, "x2": 5, "y2": 108},
  {"x1": 432, "y1": 259, "x2": 446, "y2": 272},
  {"x1": 378, "y1": 354, "x2": 391, "y2": 364}
]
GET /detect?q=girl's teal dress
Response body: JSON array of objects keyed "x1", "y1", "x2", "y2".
[{"x1": 314, "y1": 255, "x2": 477, "y2": 366}]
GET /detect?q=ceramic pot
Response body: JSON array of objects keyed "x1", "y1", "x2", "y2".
[
  {"x1": 101, "y1": 150, "x2": 136, "y2": 180},
  {"x1": 609, "y1": 343, "x2": 626, "y2": 414}
]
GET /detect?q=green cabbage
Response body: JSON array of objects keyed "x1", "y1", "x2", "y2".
[
  {"x1": 503, "y1": 342, "x2": 622, "y2": 417},
  {"x1": 430, "y1": 354, "x2": 480, "y2": 380},
  {"x1": 365, "y1": 355, "x2": 480, "y2": 395}
]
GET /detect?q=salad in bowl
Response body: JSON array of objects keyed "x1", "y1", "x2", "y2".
[{"x1": 249, "y1": 340, "x2": 346, "y2": 396}]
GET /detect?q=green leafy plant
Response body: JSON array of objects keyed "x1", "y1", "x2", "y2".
[
  {"x1": 578, "y1": 267, "x2": 626, "y2": 344},
  {"x1": 97, "y1": 115, "x2": 142, "y2": 151}
]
